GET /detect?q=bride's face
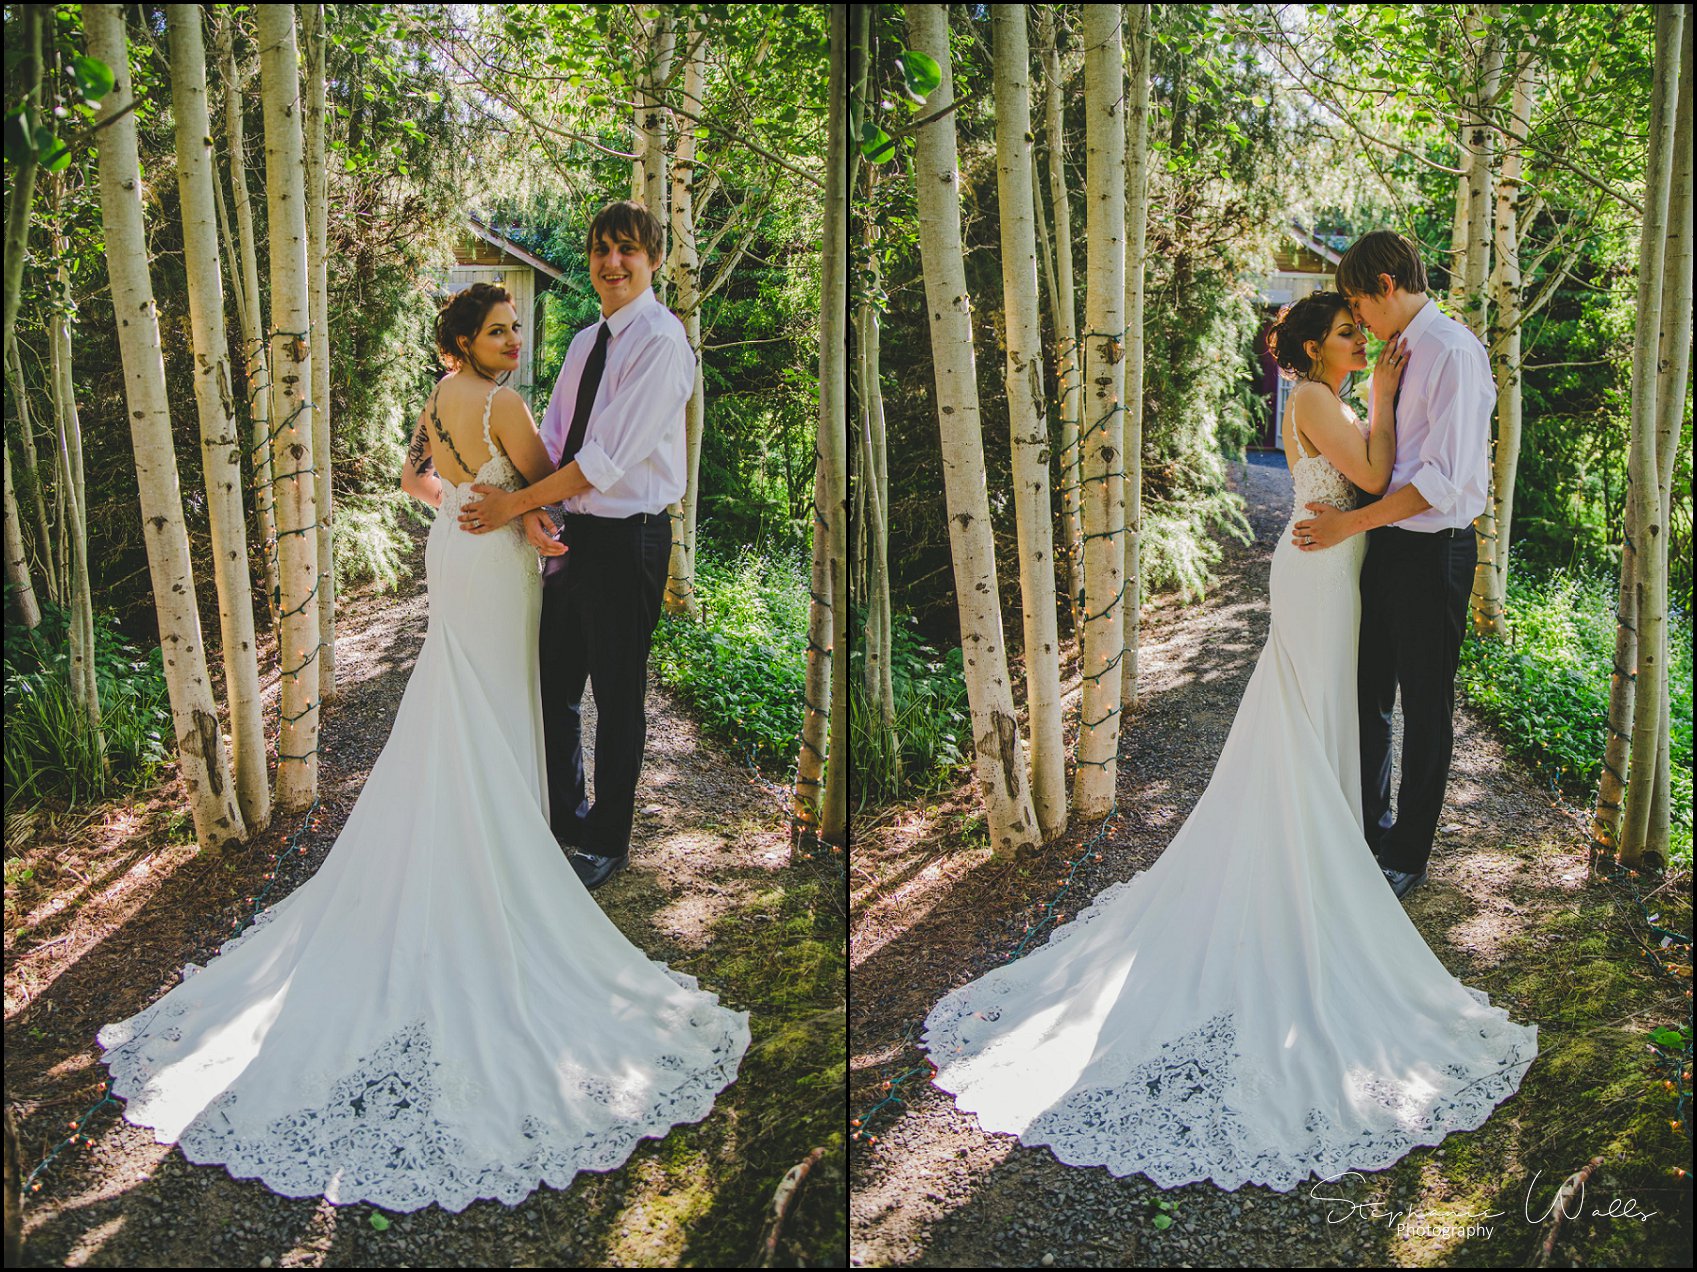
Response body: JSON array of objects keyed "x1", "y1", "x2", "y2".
[
  {"x1": 458, "y1": 301, "x2": 522, "y2": 374},
  {"x1": 1306, "y1": 309, "x2": 1368, "y2": 378}
]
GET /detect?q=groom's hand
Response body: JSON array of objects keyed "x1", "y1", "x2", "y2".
[
  {"x1": 521, "y1": 508, "x2": 566, "y2": 556},
  {"x1": 460, "y1": 484, "x2": 519, "y2": 534},
  {"x1": 1293, "y1": 503, "x2": 1353, "y2": 551}
]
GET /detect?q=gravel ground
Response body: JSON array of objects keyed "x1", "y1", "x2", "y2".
[
  {"x1": 849, "y1": 453, "x2": 1585, "y2": 1268},
  {"x1": 5, "y1": 523, "x2": 832, "y2": 1268}
]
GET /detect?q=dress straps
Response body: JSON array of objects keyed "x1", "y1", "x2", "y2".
[{"x1": 480, "y1": 382, "x2": 502, "y2": 458}]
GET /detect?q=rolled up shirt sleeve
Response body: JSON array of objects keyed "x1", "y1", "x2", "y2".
[
  {"x1": 1408, "y1": 346, "x2": 1486, "y2": 516},
  {"x1": 572, "y1": 329, "x2": 693, "y2": 495}
]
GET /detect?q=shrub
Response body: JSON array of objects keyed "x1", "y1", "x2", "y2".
[
  {"x1": 1458, "y1": 563, "x2": 1692, "y2": 868},
  {"x1": 849, "y1": 610, "x2": 971, "y2": 806}
]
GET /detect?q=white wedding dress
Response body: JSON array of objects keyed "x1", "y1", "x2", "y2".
[
  {"x1": 921, "y1": 415, "x2": 1537, "y2": 1192},
  {"x1": 97, "y1": 384, "x2": 751, "y2": 1213}
]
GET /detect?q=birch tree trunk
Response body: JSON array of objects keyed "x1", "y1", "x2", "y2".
[
  {"x1": 1039, "y1": 5, "x2": 1085, "y2": 638},
  {"x1": 1464, "y1": 6, "x2": 1504, "y2": 628},
  {"x1": 1622, "y1": 4, "x2": 1689, "y2": 871},
  {"x1": 1448, "y1": 136, "x2": 1472, "y2": 308},
  {"x1": 818, "y1": 3, "x2": 850, "y2": 849},
  {"x1": 907, "y1": 1, "x2": 1040, "y2": 856},
  {"x1": 1617, "y1": 2, "x2": 1682, "y2": 870},
  {"x1": 259, "y1": 2, "x2": 321, "y2": 812},
  {"x1": 665, "y1": 27, "x2": 705, "y2": 618},
  {"x1": 169, "y1": 2, "x2": 269, "y2": 833},
  {"x1": 86, "y1": 1, "x2": 244, "y2": 849},
  {"x1": 2, "y1": 443, "x2": 38, "y2": 628},
  {"x1": 304, "y1": 2, "x2": 334, "y2": 700},
  {"x1": 5, "y1": 338, "x2": 59, "y2": 606},
  {"x1": 794, "y1": 445, "x2": 831, "y2": 847},
  {"x1": 1473, "y1": 57, "x2": 1537, "y2": 638},
  {"x1": 633, "y1": 9, "x2": 674, "y2": 279},
  {"x1": 993, "y1": 3, "x2": 1065, "y2": 842},
  {"x1": 219, "y1": 14, "x2": 280, "y2": 629},
  {"x1": 1073, "y1": 2, "x2": 1126, "y2": 818},
  {"x1": 2, "y1": 4, "x2": 43, "y2": 361},
  {"x1": 1121, "y1": 3, "x2": 1151, "y2": 707},
  {"x1": 859, "y1": 164, "x2": 896, "y2": 733}
]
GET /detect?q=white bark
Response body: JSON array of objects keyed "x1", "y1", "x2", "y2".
[
  {"x1": 5, "y1": 338, "x2": 58, "y2": 607},
  {"x1": 1039, "y1": 6, "x2": 1084, "y2": 638},
  {"x1": 305, "y1": 2, "x2": 334, "y2": 700},
  {"x1": 819, "y1": 3, "x2": 850, "y2": 848},
  {"x1": 994, "y1": 3, "x2": 1065, "y2": 842},
  {"x1": 1121, "y1": 3, "x2": 1150, "y2": 707},
  {"x1": 219, "y1": 14, "x2": 279, "y2": 628},
  {"x1": 258, "y1": 3, "x2": 321, "y2": 813},
  {"x1": 906, "y1": 2, "x2": 1039, "y2": 856},
  {"x1": 3, "y1": 442, "x2": 38, "y2": 628},
  {"x1": 86, "y1": 1, "x2": 244, "y2": 849},
  {"x1": 1073, "y1": 2, "x2": 1126, "y2": 818},
  {"x1": 665, "y1": 27, "x2": 705, "y2": 619},
  {"x1": 169, "y1": 3, "x2": 269, "y2": 833},
  {"x1": 1619, "y1": 3, "x2": 1682, "y2": 869}
]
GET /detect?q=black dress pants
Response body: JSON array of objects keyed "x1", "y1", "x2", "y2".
[
  {"x1": 1358, "y1": 523, "x2": 1477, "y2": 875},
  {"x1": 539, "y1": 510, "x2": 671, "y2": 856}
]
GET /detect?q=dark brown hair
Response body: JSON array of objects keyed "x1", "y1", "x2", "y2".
[
  {"x1": 1336, "y1": 230, "x2": 1429, "y2": 299},
  {"x1": 1266, "y1": 290, "x2": 1352, "y2": 381},
  {"x1": 433, "y1": 281, "x2": 513, "y2": 377},
  {"x1": 586, "y1": 200, "x2": 664, "y2": 264}
]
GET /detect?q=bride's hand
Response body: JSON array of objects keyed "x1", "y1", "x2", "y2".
[
  {"x1": 521, "y1": 508, "x2": 566, "y2": 556},
  {"x1": 1372, "y1": 334, "x2": 1408, "y2": 402},
  {"x1": 460, "y1": 484, "x2": 518, "y2": 533}
]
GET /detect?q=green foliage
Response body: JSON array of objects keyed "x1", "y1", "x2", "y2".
[
  {"x1": 849, "y1": 612, "x2": 970, "y2": 806},
  {"x1": 1458, "y1": 562, "x2": 1693, "y2": 867},
  {"x1": 3, "y1": 595, "x2": 172, "y2": 811},
  {"x1": 650, "y1": 546, "x2": 810, "y2": 772},
  {"x1": 330, "y1": 491, "x2": 418, "y2": 594}
]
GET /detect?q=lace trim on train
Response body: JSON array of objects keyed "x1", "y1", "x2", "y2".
[
  {"x1": 922, "y1": 874, "x2": 1536, "y2": 1192},
  {"x1": 97, "y1": 911, "x2": 751, "y2": 1213}
]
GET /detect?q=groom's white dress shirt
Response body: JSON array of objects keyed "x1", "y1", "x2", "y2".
[
  {"x1": 1368, "y1": 296, "x2": 1494, "y2": 533},
  {"x1": 538, "y1": 286, "x2": 693, "y2": 519}
]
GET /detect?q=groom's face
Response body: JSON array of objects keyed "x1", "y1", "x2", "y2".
[
  {"x1": 1345, "y1": 277, "x2": 1397, "y2": 340},
  {"x1": 591, "y1": 231, "x2": 658, "y2": 316}
]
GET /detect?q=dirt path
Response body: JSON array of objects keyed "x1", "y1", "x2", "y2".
[
  {"x1": 847, "y1": 455, "x2": 1677, "y2": 1268},
  {"x1": 5, "y1": 526, "x2": 843, "y2": 1268}
]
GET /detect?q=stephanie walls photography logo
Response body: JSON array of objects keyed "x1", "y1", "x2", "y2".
[{"x1": 1309, "y1": 1166, "x2": 1661, "y2": 1242}]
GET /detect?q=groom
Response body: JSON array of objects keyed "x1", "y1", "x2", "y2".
[
  {"x1": 1293, "y1": 230, "x2": 1494, "y2": 901},
  {"x1": 461, "y1": 200, "x2": 692, "y2": 890}
]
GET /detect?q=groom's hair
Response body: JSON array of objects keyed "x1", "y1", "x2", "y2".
[
  {"x1": 587, "y1": 200, "x2": 664, "y2": 266},
  {"x1": 1336, "y1": 230, "x2": 1428, "y2": 299}
]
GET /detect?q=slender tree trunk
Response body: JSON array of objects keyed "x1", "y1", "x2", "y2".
[
  {"x1": 993, "y1": 4, "x2": 1066, "y2": 842},
  {"x1": 258, "y1": 2, "x2": 321, "y2": 813},
  {"x1": 2, "y1": 442, "x2": 38, "y2": 627},
  {"x1": 1073, "y1": 2, "x2": 1127, "y2": 818},
  {"x1": 1448, "y1": 135, "x2": 1472, "y2": 307},
  {"x1": 1617, "y1": 2, "x2": 1683, "y2": 870},
  {"x1": 1463, "y1": 6, "x2": 1504, "y2": 625},
  {"x1": 86, "y1": 1, "x2": 244, "y2": 849},
  {"x1": 1039, "y1": 5, "x2": 1085, "y2": 639},
  {"x1": 633, "y1": 9, "x2": 675, "y2": 283},
  {"x1": 1473, "y1": 58, "x2": 1538, "y2": 638},
  {"x1": 818, "y1": 3, "x2": 850, "y2": 849},
  {"x1": 220, "y1": 14, "x2": 280, "y2": 629},
  {"x1": 859, "y1": 168, "x2": 896, "y2": 733},
  {"x1": 906, "y1": 2, "x2": 1040, "y2": 856},
  {"x1": 1121, "y1": 3, "x2": 1151, "y2": 707},
  {"x1": 304, "y1": 2, "x2": 334, "y2": 700},
  {"x1": 169, "y1": 3, "x2": 269, "y2": 833},
  {"x1": 665, "y1": 26, "x2": 705, "y2": 618},
  {"x1": 6, "y1": 338, "x2": 59, "y2": 606},
  {"x1": 794, "y1": 442, "x2": 831, "y2": 846},
  {"x1": 2, "y1": 5, "x2": 43, "y2": 361}
]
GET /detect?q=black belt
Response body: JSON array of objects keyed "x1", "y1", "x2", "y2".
[
  {"x1": 1372, "y1": 523, "x2": 1474, "y2": 540},
  {"x1": 557, "y1": 510, "x2": 668, "y2": 527}
]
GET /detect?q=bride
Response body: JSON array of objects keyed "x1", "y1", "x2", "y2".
[
  {"x1": 921, "y1": 291, "x2": 1537, "y2": 1192},
  {"x1": 96, "y1": 283, "x2": 751, "y2": 1213}
]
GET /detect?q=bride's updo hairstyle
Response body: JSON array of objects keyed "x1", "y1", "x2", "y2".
[
  {"x1": 1266, "y1": 290, "x2": 1352, "y2": 382},
  {"x1": 434, "y1": 282, "x2": 514, "y2": 378}
]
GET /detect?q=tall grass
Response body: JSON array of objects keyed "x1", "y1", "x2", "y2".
[
  {"x1": 849, "y1": 610, "x2": 971, "y2": 807},
  {"x1": 1458, "y1": 562, "x2": 1693, "y2": 868},
  {"x1": 4, "y1": 594, "x2": 173, "y2": 811}
]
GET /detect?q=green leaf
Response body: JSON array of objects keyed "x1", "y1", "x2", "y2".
[
  {"x1": 39, "y1": 138, "x2": 71, "y2": 174},
  {"x1": 369, "y1": 1213, "x2": 390, "y2": 1231},
  {"x1": 859, "y1": 121, "x2": 895, "y2": 163},
  {"x1": 72, "y1": 55, "x2": 115, "y2": 104},
  {"x1": 899, "y1": 49, "x2": 941, "y2": 104},
  {"x1": 4, "y1": 109, "x2": 34, "y2": 166},
  {"x1": 1153, "y1": 1213, "x2": 1173, "y2": 1230}
]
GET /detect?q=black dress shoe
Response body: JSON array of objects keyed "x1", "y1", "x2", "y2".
[
  {"x1": 571, "y1": 850, "x2": 629, "y2": 891},
  {"x1": 1381, "y1": 865, "x2": 1428, "y2": 900}
]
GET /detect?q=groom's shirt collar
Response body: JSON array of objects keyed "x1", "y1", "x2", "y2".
[
  {"x1": 601, "y1": 285, "x2": 658, "y2": 340},
  {"x1": 1399, "y1": 295, "x2": 1440, "y2": 351}
]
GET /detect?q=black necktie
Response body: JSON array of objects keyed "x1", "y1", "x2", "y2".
[{"x1": 561, "y1": 321, "x2": 610, "y2": 469}]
